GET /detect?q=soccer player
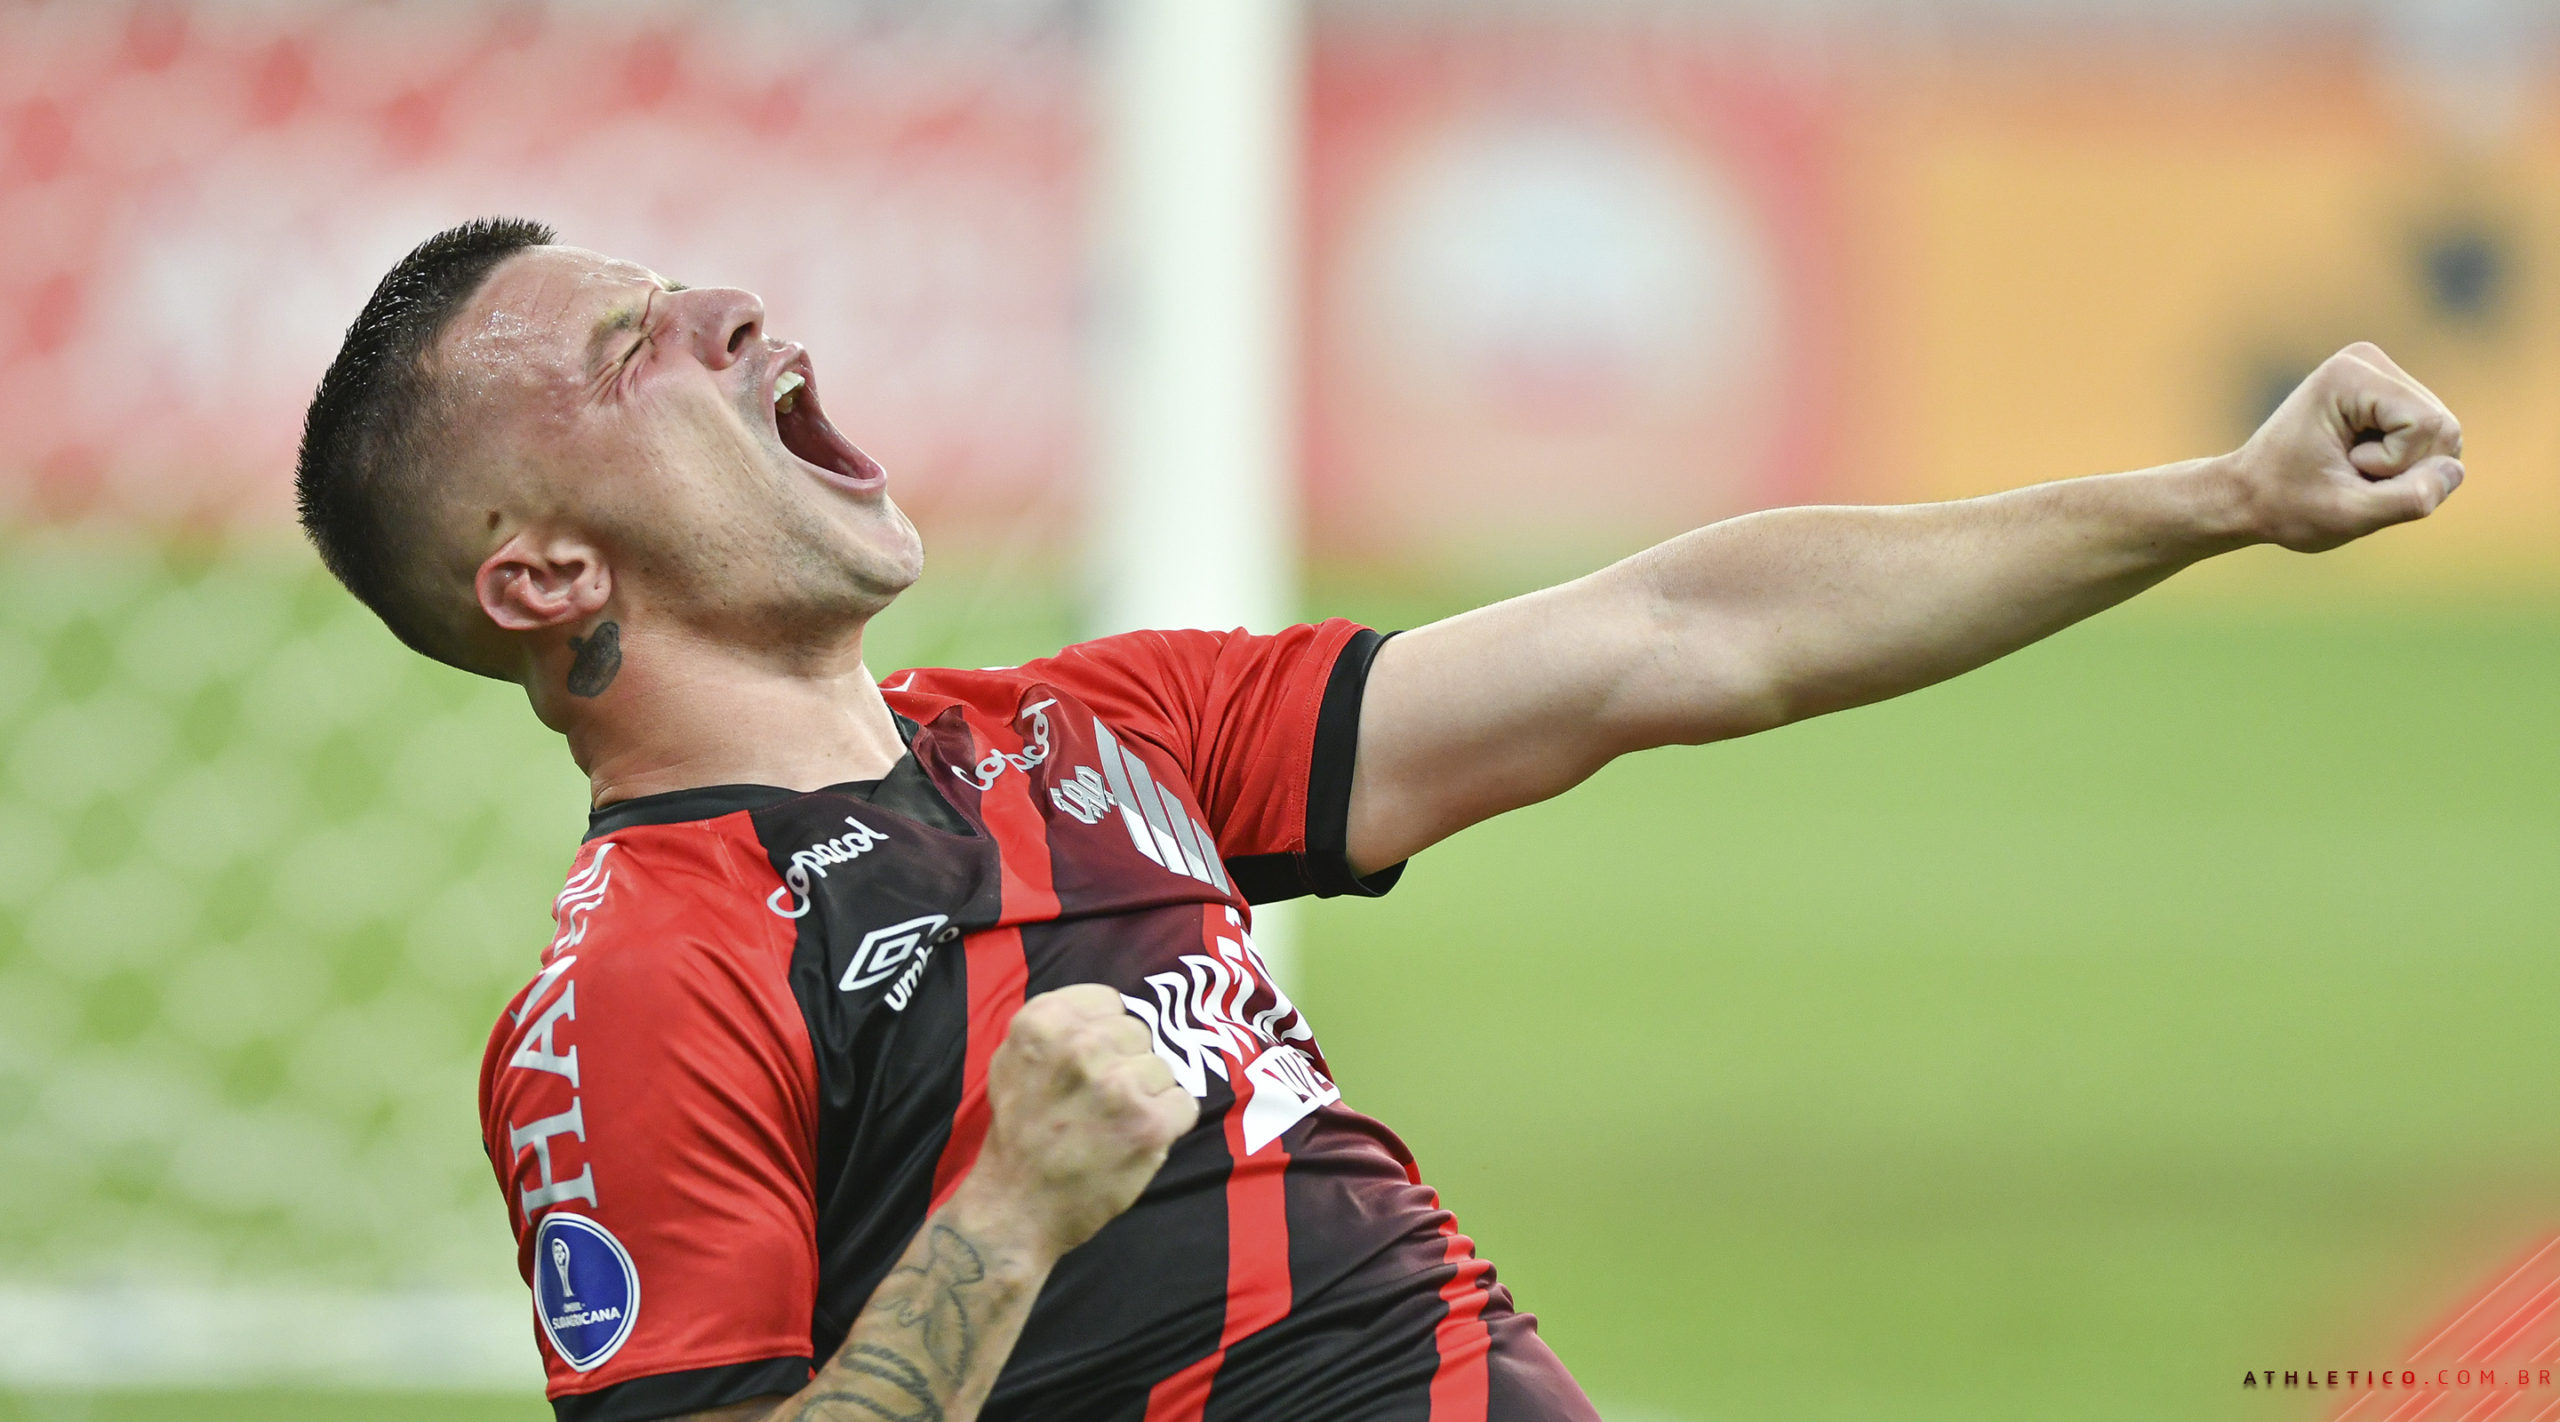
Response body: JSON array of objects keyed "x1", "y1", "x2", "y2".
[{"x1": 294, "y1": 218, "x2": 2463, "y2": 1422}]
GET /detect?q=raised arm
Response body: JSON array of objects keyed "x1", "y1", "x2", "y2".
[
  {"x1": 1346, "y1": 342, "x2": 2465, "y2": 876},
  {"x1": 680, "y1": 985, "x2": 1197, "y2": 1422}
]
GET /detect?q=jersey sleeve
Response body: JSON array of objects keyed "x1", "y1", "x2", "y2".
[
  {"x1": 1014, "y1": 618, "x2": 1403, "y2": 903},
  {"x1": 480, "y1": 822, "x2": 822, "y2": 1421}
]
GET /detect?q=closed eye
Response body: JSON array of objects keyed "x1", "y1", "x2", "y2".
[{"x1": 614, "y1": 287, "x2": 665, "y2": 372}]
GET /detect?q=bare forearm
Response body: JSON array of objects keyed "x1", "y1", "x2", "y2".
[
  {"x1": 1612, "y1": 457, "x2": 2251, "y2": 743},
  {"x1": 1346, "y1": 460, "x2": 2247, "y2": 871},
  {"x1": 684, "y1": 984, "x2": 1195, "y2": 1422},
  {"x1": 1351, "y1": 344, "x2": 2463, "y2": 874},
  {"x1": 706, "y1": 1186, "x2": 1054, "y2": 1422}
]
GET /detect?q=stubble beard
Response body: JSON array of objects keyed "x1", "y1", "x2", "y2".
[{"x1": 636, "y1": 470, "x2": 921, "y2": 663}]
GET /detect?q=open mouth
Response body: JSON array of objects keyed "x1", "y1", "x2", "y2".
[{"x1": 767, "y1": 355, "x2": 885, "y2": 495}]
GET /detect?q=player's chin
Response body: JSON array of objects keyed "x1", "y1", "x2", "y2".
[
  {"x1": 869, "y1": 533, "x2": 925, "y2": 599},
  {"x1": 829, "y1": 501, "x2": 925, "y2": 600}
]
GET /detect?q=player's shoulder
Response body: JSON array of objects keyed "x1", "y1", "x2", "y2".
[
  {"x1": 487, "y1": 818, "x2": 797, "y2": 1047},
  {"x1": 881, "y1": 628, "x2": 1259, "y2": 723},
  {"x1": 560, "y1": 817, "x2": 787, "y2": 942},
  {"x1": 886, "y1": 629, "x2": 1232, "y2": 696}
]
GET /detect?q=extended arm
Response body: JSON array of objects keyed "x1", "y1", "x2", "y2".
[
  {"x1": 679, "y1": 985, "x2": 1197, "y2": 1422},
  {"x1": 1346, "y1": 343, "x2": 2465, "y2": 875}
]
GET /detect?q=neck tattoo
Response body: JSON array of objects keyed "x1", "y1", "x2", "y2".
[{"x1": 566, "y1": 621, "x2": 622, "y2": 698}]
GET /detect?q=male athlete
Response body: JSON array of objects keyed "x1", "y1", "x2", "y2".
[{"x1": 295, "y1": 218, "x2": 2464, "y2": 1422}]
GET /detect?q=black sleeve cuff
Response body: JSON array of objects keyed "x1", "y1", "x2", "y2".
[
  {"x1": 1225, "y1": 626, "x2": 1408, "y2": 905},
  {"x1": 553, "y1": 1356, "x2": 813, "y2": 1422}
]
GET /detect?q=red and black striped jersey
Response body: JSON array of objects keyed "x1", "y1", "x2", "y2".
[{"x1": 479, "y1": 621, "x2": 1599, "y2": 1422}]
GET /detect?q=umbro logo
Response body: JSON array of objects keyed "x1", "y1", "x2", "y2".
[{"x1": 840, "y1": 914, "x2": 955, "y2": 1012}]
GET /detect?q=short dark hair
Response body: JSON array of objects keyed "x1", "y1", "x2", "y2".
[{"x1": 295, "y1": 216, "x2": 556, "y2": 672}]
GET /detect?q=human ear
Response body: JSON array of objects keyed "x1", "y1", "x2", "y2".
[{"x1": 474, "y1": 532, "x2": 612, "y2": 632}]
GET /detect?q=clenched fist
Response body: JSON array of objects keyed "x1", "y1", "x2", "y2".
[
  {"x1": 746, "y1": 990, "x2": 1197, "y2": 1422},
  {"x1": 959, "y1": 983, "x2": 1199, "y2": 1262},
  {"x1": 2229, "y1": 342, "x2": 2465, "y2": 552}
]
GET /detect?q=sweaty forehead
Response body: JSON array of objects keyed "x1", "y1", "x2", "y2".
[{"x1": 438, "y1": 245, "x2": 666, "y2": 396}]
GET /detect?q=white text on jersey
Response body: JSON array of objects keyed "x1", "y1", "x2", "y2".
[
  {"x1": 1118, "y1": 907, "x2": 1338, "y2": 1153},
  {"x1": 769, "y1": 815, "x2": 891, "y2": 919}
]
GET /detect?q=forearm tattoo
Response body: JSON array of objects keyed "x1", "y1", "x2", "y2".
[
  {"x1": 784, "y1": 1224, "x2": 1005, "y2": 1422},
  {"x1": 566, "y1": 621, "x2": 621, "y2": 697},
  {"x1": 884, "y1": 1225, "x2": 986, "y2": 1381},
  {"x1": 789, "y1": 1347, "x2": 942, "y2": 1422}
]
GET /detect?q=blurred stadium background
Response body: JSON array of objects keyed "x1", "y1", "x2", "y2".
[{"x1": 1, "y1": 0, "x2": 2555, "y2": 1419}]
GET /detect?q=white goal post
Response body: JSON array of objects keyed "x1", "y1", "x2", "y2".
[{"x1": 1090, "y1": 0, "x2": 1307, "y2": 974}]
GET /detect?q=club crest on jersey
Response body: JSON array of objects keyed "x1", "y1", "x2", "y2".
[
  {"x1": 532, "y1": 1212, "x2": 639, "y2": 1372},
  {"x1": 1049, "y1": 766, "x2": 1114, "y2": 825},
  {"x1": 769, "y1": 815, "x2": 891, "y2": 919}
]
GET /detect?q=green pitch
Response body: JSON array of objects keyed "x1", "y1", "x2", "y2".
[
  {"x1": 0, "y1": 1393, "x2": 546, "y2": 1421},
  {"x1": 2, "y1": 542, "x2": 2551, "y2": 1421},
  {"x1": 1303, "y1": 573, "x2": 2560, "y2": 1422}
]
